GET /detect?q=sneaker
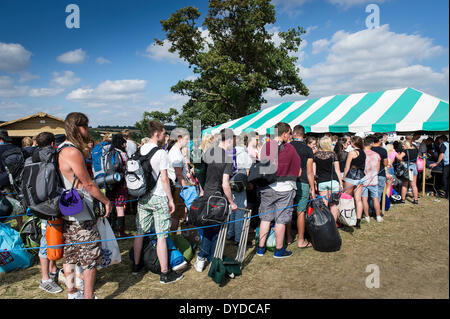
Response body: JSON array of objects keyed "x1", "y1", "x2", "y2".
[
  {"x1": 39, "y1": 279, "x2": 63, "y2": 294},
  {"x1": 256, "y1": 246, "x2": 266, "y2": 257},
  {"x1": 131, "y1": 263, "x2": 144, "y2": 275},
  {"x1": 172, "y1": 260, "x2": 188, "y2": 273},
  {"x1": 194, "y1": 257, "x2": 206, "y2": 273},
  {"x1": 160, "y1": 270, "x2": 184, "y2": 284},
  {"x1": 376, "y1": 216, "x2": 384, "y2": 222},
  {"x1": 68, "y1": 290, "x2": 84, "y2": 299},
  {"x1": 400, "y1": 199, "x2": 405, "y2": 204},
  {"x1": 273, "y1": 248, "x2": 293, "y2": 259},
  {"x1": 364, "y1": 216, "x2": 371, "y2": 223},
  {"x1": 413, "y1": 200, "x2": 419, "y2": 205}
]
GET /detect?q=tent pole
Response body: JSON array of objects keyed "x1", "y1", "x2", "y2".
[{"x1": 422, "y1": 155, "x2": 427, "y2": 197}]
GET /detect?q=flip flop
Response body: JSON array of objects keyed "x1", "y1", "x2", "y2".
[{"x1": 298, "y1": 242, "x2": 313, "y2": 249}]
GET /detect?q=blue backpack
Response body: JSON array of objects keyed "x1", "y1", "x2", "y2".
[
  {"x1": 92, "y1": 142, "x2": 123, "y2": 188},
  {"x1": 0, "y1": 222, "x2": 34, "y2": 273}
]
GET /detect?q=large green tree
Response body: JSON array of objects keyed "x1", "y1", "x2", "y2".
[
  {"x1": 135, "y1": 108, "x2": 179, "y2": 137},
  {"x1": 156, "y1": 0, "x2": 309, "y2": 129}
]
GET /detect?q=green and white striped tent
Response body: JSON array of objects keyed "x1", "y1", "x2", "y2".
[{"x1": 203, "y1": 88, "x2": 449, "y2": 135}]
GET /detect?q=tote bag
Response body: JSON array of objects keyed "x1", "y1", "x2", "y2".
[
  {"x1": 96, "y1": 218, "x2": 121, "y2": 269},
  {"x1": 338, "y1": 193, "x2": 357, "y2": 227}
]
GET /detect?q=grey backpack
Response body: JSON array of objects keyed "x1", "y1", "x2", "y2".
[{"x1": 20, "y1": 146, "x2": 66, "y2": 220}]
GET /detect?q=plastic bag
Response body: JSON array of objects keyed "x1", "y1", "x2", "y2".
[
  {"x1": 338, "y1": 193, "x2": 357, "y2": 227},
  {"x1": 255, "y1": 227, "x2": 276, "y2": 251},
  {"x1": 0, "y1": 222, "x2": 34, "y2": 273},
  {"x1": 306, "y1": 199, "x2": 342, "y2": 252},
  {"x1": 96, "y1": 218, "x2": 121, "y2": 269}
]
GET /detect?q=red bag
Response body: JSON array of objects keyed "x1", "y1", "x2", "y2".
[{"x1": 45, "y1": 218, "x2": 64, "y2": 261}]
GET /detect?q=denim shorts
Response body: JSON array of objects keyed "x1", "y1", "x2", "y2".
[
  {"x1": 345, "y1": 177, "x2": 364, "y2": 186},
  {"x1": 404, "y1": 162, "x2": 418, "y2": 176},
  {"x1": 362, "y1": 185, "x2": 378, "y2": 198},
  {"x1": 38, "y1": 220, "x2": 48, "y2": 258},
  {"x1": 318, "y1": 180, "x2": 340, "y2": 192}
]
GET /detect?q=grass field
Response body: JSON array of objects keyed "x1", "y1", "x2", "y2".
[{"x1": 1, "y1": 196, "x2": 448, "y2": 299}]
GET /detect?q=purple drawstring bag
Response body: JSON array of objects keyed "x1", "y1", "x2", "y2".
[{"x1": 59, "y1": 176, "x2": 83, "y2": 216}]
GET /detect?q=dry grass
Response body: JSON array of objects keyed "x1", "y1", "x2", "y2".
[{"x1": 1, "y1": 196, "x2": 448, "y2": 299}]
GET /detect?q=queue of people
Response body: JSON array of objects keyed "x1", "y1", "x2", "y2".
[{"x1": 0, "y1": 115, "x2": 449, "y2": 299}]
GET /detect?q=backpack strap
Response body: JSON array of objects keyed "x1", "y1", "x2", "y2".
[
  {"x1": 140, "y1": 146, "x2": 162, "y2": 191},
  {"x1": 56, "y1": 143, "x2": 80, "y2": 192}
]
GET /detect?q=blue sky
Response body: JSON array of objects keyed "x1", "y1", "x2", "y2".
[{"x1": 0, "y1": 0, "x2": 448, "y2": 127}]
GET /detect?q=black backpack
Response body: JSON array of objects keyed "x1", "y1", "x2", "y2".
[
  {"x1": 128, "y1": 235, "x2": 161, "y2": 274},
  {"x1": 248, "y1": 144, "x2": 281, "y2": 188},
  {"x1": 20, "y1": 146, "x2": 66, "y2": 220},
  {"x1": 1, "y1": 146, "x2": 25, "y2": 189}
]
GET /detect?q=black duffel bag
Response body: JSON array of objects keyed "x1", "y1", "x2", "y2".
[
  {"x1": 305, "y1": 198, "x2": 341, "y2": 252},
  {"x1": 187, "y1": 192, "x2": 228, "y2": 227}
]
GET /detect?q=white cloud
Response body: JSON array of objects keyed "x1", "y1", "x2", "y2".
[
  {"x1": 96, "y1": 57, "x2": 111, "y2": 64},
  {"x1": 144, "y1": 40, "x2": 184, "y2": 64},
  {"x1": 0, "y1": 42, "x2": 32, "y2": 72},
  {"x1": 50, "y1": 71, "x2": 81, "y2": 88},
  {"x1": 312, "y1": 39, "x2": 330, "y2": 54},
  {"x1": 263, "y1": 24, "x2": 448, "y2": 105},
  {"x1": 18, "y1": 71, "x2": 40, "y2": 83},
  {"x1": 29, "y1": 87, "x2": 65, "y2": 97},
  {"x1": 0, "y1": 75, "x2": 28, "y2": 98},
  {"x1": 57, "y1": 48, "x2": 87, "y2": 64},
  {"x1": 299, "y1": 25, "x2": 446, "y2": 97},
  {"x1": 66, "y1": 79, "x2": 147, "y2": 105}
]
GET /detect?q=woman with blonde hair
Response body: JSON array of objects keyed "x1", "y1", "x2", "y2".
[{"x1": 313, "y1": 136, "x2": 343, "y2": 221}]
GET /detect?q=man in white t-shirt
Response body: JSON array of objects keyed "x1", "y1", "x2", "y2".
[
  {"x1": 168, "y1": 128, "x2": 190, "y2": 231},
  {"x1": 131, "y1": 121, "x2": 183, "y2": 284},
  {"x1": 122, "y1": 129, "x2": 137, "y2": 158}
]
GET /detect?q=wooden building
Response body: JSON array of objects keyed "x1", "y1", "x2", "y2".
[{"x1": 0, "y1": 112, "x2": 66, "y2": 145}]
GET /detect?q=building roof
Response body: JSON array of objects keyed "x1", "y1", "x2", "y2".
[{"x1": 0, "y1": 112, "x2": 66, "y2": 137}]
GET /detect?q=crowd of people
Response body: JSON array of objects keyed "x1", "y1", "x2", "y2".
[{"x1": 0, "y1": 113, "x2": 449, "y2": 299}]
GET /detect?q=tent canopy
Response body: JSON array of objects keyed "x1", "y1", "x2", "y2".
[{"x1": 203, "y1": 88, "x2": 449, "y2": 135}]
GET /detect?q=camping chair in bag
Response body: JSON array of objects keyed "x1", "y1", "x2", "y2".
[
  {"x1": 234, "y1": 208, "x2": 252, "y2": 265},
  {"x1": 207, "y1": 206, "x2": 252, "y2": 285}
]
